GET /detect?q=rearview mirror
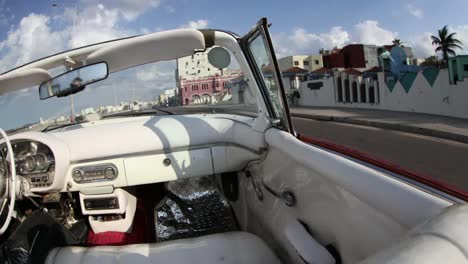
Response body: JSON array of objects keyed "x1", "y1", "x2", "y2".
[{"x1": 39, "y1": 62, "x2": 109, "y2": 100}]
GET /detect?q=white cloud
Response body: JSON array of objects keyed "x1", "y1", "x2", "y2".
[
  {"x1": 321, "y1": 26, "x2": 350, "y2": 48},
  {"x1": 409, "y1": 32, "x2": 436, "y2": 58},
  {"x1": 274, "y1": 26, "x2": 350, "y2": 57},
  {"x1": 449, "y1": 25, "x2": 467, "y2": 54},
  {"x1": 69, "y1": 3, "x2": 132, "y2": 48},
  {"x1": 180, "y1": 19, "x2": 209, "y2": 29},
  {"x1": 136, "y1": 61, "x2": 175, "y2": 82},
  {"x1": 80, "y1": 0, "x2": 160, "y2": 21},
  {"x1": 0, "y1": 14, "x2": 67, "y2": 72},
  {"x1": 354, "y1": 20, "x2": 398, "y2": 46},
  {"x1": 409, "y1": 25, "x2": 467, "y2": 58},
  {"x1": 406, "y1": 4, "x2": 423, "y2": 19},
  {"x1": 0, "y1": 0, "x2": 165, "y2": 72}
]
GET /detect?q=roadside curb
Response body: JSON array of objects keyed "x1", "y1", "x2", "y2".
[{"x1": 291, "y1": 112, "x2": 468, "y2": 144}]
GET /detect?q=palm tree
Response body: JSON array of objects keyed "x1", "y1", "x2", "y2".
[
  {"x1": 431, "y1": 25, "x2": 463, "y2": 64},
  {"x1": 392, "y1": 38, "x2": 404, "y2": 47}
]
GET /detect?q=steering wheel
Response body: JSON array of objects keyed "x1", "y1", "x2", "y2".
[{"x1": 0, "y1": 128, "x2": 17, "y2": 235}]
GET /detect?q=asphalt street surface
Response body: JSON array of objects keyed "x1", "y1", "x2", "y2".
[{"x1": 293, "y1": 117, "x2": 468, "y2": 192}]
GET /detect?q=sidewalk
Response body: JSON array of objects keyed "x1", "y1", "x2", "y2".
[{"x1": 290, "y1": 106, "x2": 468, "y2": 144}]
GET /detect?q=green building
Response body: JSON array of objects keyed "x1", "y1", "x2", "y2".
[{"x1": 448, "y1": 55, "x2": 468, "y2": 84}]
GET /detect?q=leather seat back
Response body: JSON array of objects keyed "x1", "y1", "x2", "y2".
[
  {"x1": 359, "y1": 204, "x2": 468, "y2": 264},
  {"x1": 46, "y1": 231, "x2": 281, "y2": 264}
]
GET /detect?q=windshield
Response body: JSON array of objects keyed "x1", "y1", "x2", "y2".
[{"x1": 0, "y1": 47, "x2": 258, "y2": 134}]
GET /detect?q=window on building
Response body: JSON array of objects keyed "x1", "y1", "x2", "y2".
[
  {"x1": 294, "y1": 61, "x2": 299, "y2": 66},
  {"x1": 464, "y1": 64, "x2": 468, "y2": 71},
  {"x1": 208, "y1": 68, "x2": 210, "y2": 71},
  {"x1": 198, "y1": 70, "x2": 201, "y2": 73},
  {"x1": 290, "y1": 77, "x2": 296, "y2": 89},
  {"x1": 185, "y1": 71, "x2": 188, "y2": 74},
  {"x1": 186, "y1": 62, "x2": 188, "y2": 66},
  {"x1": 185, "y1": 87, "x2": 187, "y2": 92},
  {"x1": 314, "y1": 60, "x2": 319, "y2": 65},
  {"x1": 303, "y1": 61, "x2": 309, "y2": 66}
]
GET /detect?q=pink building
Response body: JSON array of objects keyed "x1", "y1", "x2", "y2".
[{"x1": 179, "y1": 74, "x2": 241, "y2": 105}]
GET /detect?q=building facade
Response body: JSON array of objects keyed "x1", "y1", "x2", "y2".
[
  {"x1": 176, "y1": 48, "x2": 222, "y2": 80},
  {"x1": 448, "y1": 55, "x2": 468, "y2": 84},
  {"x1": 278, "y1": 55, "x2": 324, "y2": 72},
  {"x1": 322, "y1": 44, "x2": 380, "y2": 70},
  {"x1": 179, "y1": 73, "x2": 241, "y2": 105},
  {"x1": 159, "y1": 87, "x2": 181, "y2": 106}
]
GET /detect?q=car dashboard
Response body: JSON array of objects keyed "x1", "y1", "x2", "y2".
[
  {"x1": 9, "y1": 140, "x2": 56, "y2": 189},
  {"x1": 0, "y1": 114, "x2": 267, "y2": 235},
  {"x1": 3, "y1": 114, "x2": 266, "y2": 195}
]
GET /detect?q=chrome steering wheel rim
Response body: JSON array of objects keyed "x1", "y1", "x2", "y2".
[{"x1": 0, "y1": 128, "x2": 16, "y2": 235}]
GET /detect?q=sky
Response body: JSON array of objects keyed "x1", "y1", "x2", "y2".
[{"x1": 1, "y1": 0, "x2": 468, "y2": 129}]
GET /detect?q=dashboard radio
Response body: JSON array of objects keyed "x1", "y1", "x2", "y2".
[
  {"x1": 72, "y1": 163, "x2": 118, "y2": 184},
  {"x1": 29, "y1": 173, "x2": 51, "y2": 188},
  {"x1": 83, "y1": 197, "x2": 119, "y2": 210}
]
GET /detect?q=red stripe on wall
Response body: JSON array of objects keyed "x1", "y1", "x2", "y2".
[{"x1": 297, "y1": 134, "x2": 468, "y2": 201}]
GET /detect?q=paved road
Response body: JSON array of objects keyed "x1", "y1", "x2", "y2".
[{"x1": 293, "y1": 117, "x2": 468, "y2": 192}]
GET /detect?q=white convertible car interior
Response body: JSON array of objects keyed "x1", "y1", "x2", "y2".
[{"x1": 0, "y1": 18, "x2": 466, "y2": 264}]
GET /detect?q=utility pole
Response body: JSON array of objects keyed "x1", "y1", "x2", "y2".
[{"x1": 51, "y1": 1, "x2": 78, "y2": 122}]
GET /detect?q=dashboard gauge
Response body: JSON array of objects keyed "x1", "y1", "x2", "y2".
[
  {"x1": 35, "y1": 154, "x2": 49, "y2": 171},
  {"x1": 24, "y1": 155, "x2": 36, "y2": 172}
]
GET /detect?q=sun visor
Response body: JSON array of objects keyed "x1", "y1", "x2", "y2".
[
  {"x1": 87, "y1": 29, "x2": 206, "y2": 73},
  {"x1": 0, "y1": 68, "x2": 52, "y2": 96}
]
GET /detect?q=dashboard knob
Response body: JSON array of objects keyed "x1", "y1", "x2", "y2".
[
  {"x1": 163, "y1": 158, "x2": 171, "y2": 167},
  {"x1": 72, "y1": 169, "x2": 84, "y2": 183},
  {"x1": 104, "y1": 167, "x2": 117, "y2": 179}
]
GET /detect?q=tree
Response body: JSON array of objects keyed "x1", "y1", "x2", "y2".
[
  {"x1": 431, "y1": 25, "x2": 463, "y2": 64},
  {"x1": 420, "y1": 56, "x2": 442, "y2": 67},
  {"x1": 392, "y1": 38, "x2": 404, "y2": 47}
]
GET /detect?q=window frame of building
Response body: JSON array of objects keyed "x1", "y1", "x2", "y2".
[
  {"x1": 464, "y1": 64, "x2": 468, "y2": 71},
  {"x1": 294, "y1": 61, "x2": 299, "y2": 66},
  {"x1": 289, "y1": 77, "x2": 296, "y2": 89},
  {"x1": 303, "y1": 61, "x2": 309, "y2": 66},
  {"x1": 314, "y1": 60, "x2": 319, "y2": 65}
]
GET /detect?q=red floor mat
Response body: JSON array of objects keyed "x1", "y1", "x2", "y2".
[{"x1": 87, "y1": 205, "x2": 149, "y2": 246}]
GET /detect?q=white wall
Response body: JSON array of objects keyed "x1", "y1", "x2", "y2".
[
  {"x1": 299, "y1": 78, "x2": 336, "y2": 107},
  {"x1": 299, "y1": 70, "x2": 468, "y2": 119}
]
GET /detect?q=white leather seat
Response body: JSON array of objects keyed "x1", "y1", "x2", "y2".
[
  {"x1": 45, "y1": 231, "x2": 281, "y2": 264},
  {"x1": 359, "y1": 203, "x2": 468, "y2": 264}
]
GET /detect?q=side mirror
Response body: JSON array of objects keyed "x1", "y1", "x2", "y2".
[
  {"x1": 207, "y1": 47, "x2": 231, "y2": 69},
  {"x1": 39, "y1": 62, "x2": 109, "y2": 100}
]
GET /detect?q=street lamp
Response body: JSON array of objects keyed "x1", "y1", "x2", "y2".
[{"x1": 51, "y1": 2, "x2": 79, "y2": 122}]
